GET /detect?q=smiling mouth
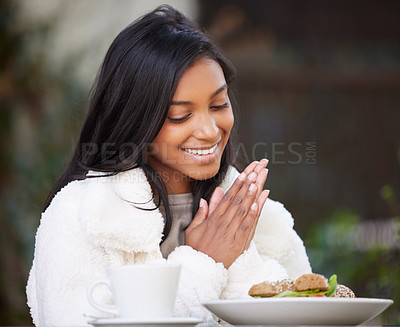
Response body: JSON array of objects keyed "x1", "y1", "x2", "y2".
[{"x1": 182, "y1": 143, "x2": 218, "y2": 156}]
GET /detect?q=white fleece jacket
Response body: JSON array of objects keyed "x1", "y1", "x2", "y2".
[{"x1": 26, "y1": 166, "x2": 311, "y2": 326}]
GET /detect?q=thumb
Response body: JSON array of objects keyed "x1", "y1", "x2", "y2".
[
  {"x1": 188, "y1": 198, "x2": 208, "y2": 230},
  {"x1": 209, "y1": 187, "x2": 225, "y2": 215}
]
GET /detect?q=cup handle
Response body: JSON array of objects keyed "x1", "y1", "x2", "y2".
[{"x1": 87, "y1": 279, "x2": 118, "y2": 316}]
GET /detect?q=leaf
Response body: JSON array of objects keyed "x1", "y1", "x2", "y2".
[{"x1": 325, "y1": 274, "x2": 338, "y2": 297}]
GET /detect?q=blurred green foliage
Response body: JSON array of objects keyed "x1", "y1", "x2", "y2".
[
  {"x1": 0, "y1": 1, "x2": 87, "y2": 324},
  {"x1": 305, "y1": 209, "x2": 400, "y2": 324}
]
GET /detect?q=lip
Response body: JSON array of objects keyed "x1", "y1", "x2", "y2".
[
  {"x1": 181, "y1": 142, "x2": 220, "y2": 165},
  {"x1": 182, "y1": 143, "x2": 219, "y2": 151}
]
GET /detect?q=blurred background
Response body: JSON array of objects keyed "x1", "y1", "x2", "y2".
[{"x1": 1, "y1": 0, "x2": 399, "y2": 325}]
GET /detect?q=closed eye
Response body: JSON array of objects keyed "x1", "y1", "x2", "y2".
[
  {"x1": 167, "y1": 114, "x2": 191, "y2": 123},
  {"x1": 211, "y1": 102, "x2": 229, "y2": 110}
]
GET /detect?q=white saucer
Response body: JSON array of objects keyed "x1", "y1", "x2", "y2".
[{"x1": 88, "y1": 316, "x2": 203, "y2": 327}]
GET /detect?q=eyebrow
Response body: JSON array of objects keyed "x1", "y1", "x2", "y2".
[{"x1": 171, "y1": 84, "x2": 227, "y2": 106}]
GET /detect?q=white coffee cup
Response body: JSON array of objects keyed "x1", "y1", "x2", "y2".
[{"x1": 87, "y1": 263, "x2": 181, "y2": 318}]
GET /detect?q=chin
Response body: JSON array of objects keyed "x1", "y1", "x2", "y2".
[{"x1": 187, "y1": 165, "x2": 220, "y2": 181}]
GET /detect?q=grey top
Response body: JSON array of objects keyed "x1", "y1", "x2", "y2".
[{"x1": 156, "y1": 193, "x2": 194, "y2": 258}]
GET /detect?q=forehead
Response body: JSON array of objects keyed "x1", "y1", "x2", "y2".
[{"x1": 173, "y1": 58, "x2": 226, "y2": 100}]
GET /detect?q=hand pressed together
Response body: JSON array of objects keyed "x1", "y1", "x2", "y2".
[{"x1": 185, "y1": 159, "x2": 270, "y2": 268}]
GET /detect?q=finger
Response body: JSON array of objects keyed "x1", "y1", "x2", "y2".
[
  {"x1": 243, "y1": 159, "x2": 268, "y2": 193},
  {"x1": 255, "y1": 168, "x2": 268, "y2": 200},
  {"x1": 254, "y1": 158, "x2": 269, "y2": 174},
  {"x1": 209, "y1": 187, "x2": 225, "y2": 215},
  {"x1": 257, "y1": 189, "x2": 270, "y2": 218},
  {"x1": 243, "y1": 161, "x2": 259, "y2": 175},
  {"x1": 225, "y1": 172, "x2": 258, "y2": 230},
  {"x1": 210, "y1": 172, "x2": 247, "y2": 218},
  {"x1": 213, "y1": 160, "x2": 262, "y2": 218},
  {"x1": 244, "y1": 190, "x2": 269, "y2": 250},
  {"x1": 186, "y1": 198, "x2": 208, "y2": 233},
  {"x1": 239, "y1": 201, "x2": 259, "y2": 250},
  {"x1": 253, "y1": 159, "x2": 268, "y2": 193}
]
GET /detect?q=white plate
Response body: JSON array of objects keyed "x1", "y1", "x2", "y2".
[
  {"x1": 202, "y1": 297, "x2": 393, "y2": 326},
  {"x1": 88, "y1": 316, "x2": 203, "y2": 327}
]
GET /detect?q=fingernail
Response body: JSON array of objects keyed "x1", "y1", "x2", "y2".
[
  {"x1": 249, "y1": 183, "x2": 257, "y2": 192},
  {"x1": 199, "y1": 198, "x2": 206, "y2": 208},
  {"x1": 248, "y1": 172, "x2": 257, "y2": 181},
  {"x1": 238, "y1": 172, "x2": 246, "y2": 181},
  {"x1": 251, "y1": 202, "x2": 258, "y2": 211}
]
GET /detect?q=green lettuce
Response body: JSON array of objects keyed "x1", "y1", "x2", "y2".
[{"x1": 273, "y1": 274, "x2": 337, "y2": 297}]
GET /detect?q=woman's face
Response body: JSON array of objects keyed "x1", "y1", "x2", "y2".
[{"x1": 147, "y1": 57, "x2": 234, "y2": 193}]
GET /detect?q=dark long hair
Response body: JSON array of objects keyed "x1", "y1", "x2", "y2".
[{"x1": 45, "y1": 5, "x2": 237, "y2": 240}]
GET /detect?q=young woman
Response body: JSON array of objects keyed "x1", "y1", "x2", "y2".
[{"x1": 26, "y1": 5, "x2": 312, "y2": 326}]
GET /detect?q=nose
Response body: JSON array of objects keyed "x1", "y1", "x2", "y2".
[{"x1": 193, "y1": 112, "x2": 219, "y2": 141}]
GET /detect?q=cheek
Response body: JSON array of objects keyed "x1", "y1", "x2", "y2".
[
  {"x1": 220, "y1": 109, "x2": 234, "y2": 136},
  {"x1": 151, "y1": 125, "x2": 188, "y2": 156},
  {"x1": 160, "y1": 125, "x2": 191, "y2": 144}
]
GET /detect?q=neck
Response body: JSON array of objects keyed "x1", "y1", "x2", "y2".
[
  {"x1": 150, "y1": 172, "x2": 192, "y2": 195},
  {"x1": 165, "y1": 180, "x2": 191, "y2": 194},
  {"x1": 146, "y1": 158, "x2": 192, "y2": 194}
]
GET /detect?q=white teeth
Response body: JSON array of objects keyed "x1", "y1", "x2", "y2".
[{"x1": 184, "y1": 144, "x2": 218, "y2": 156}]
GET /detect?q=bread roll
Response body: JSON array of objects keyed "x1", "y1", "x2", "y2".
[
  {"x1": 248, "y1": 273, "x2": 355, "y2": 298},
  {"x1": 248, "y1": 279, "x2": 294, "y2": 297},
  {"x1": 334, "y1": 284, "x2": 356, "y2": 298},
  {"x1": 294, "y1": 273, "x2": 329, "y2": 292}
]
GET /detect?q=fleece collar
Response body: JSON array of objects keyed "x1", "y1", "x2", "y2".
[{"x1": 77, "y1": 167, "x2": 239, "y2": 254}]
